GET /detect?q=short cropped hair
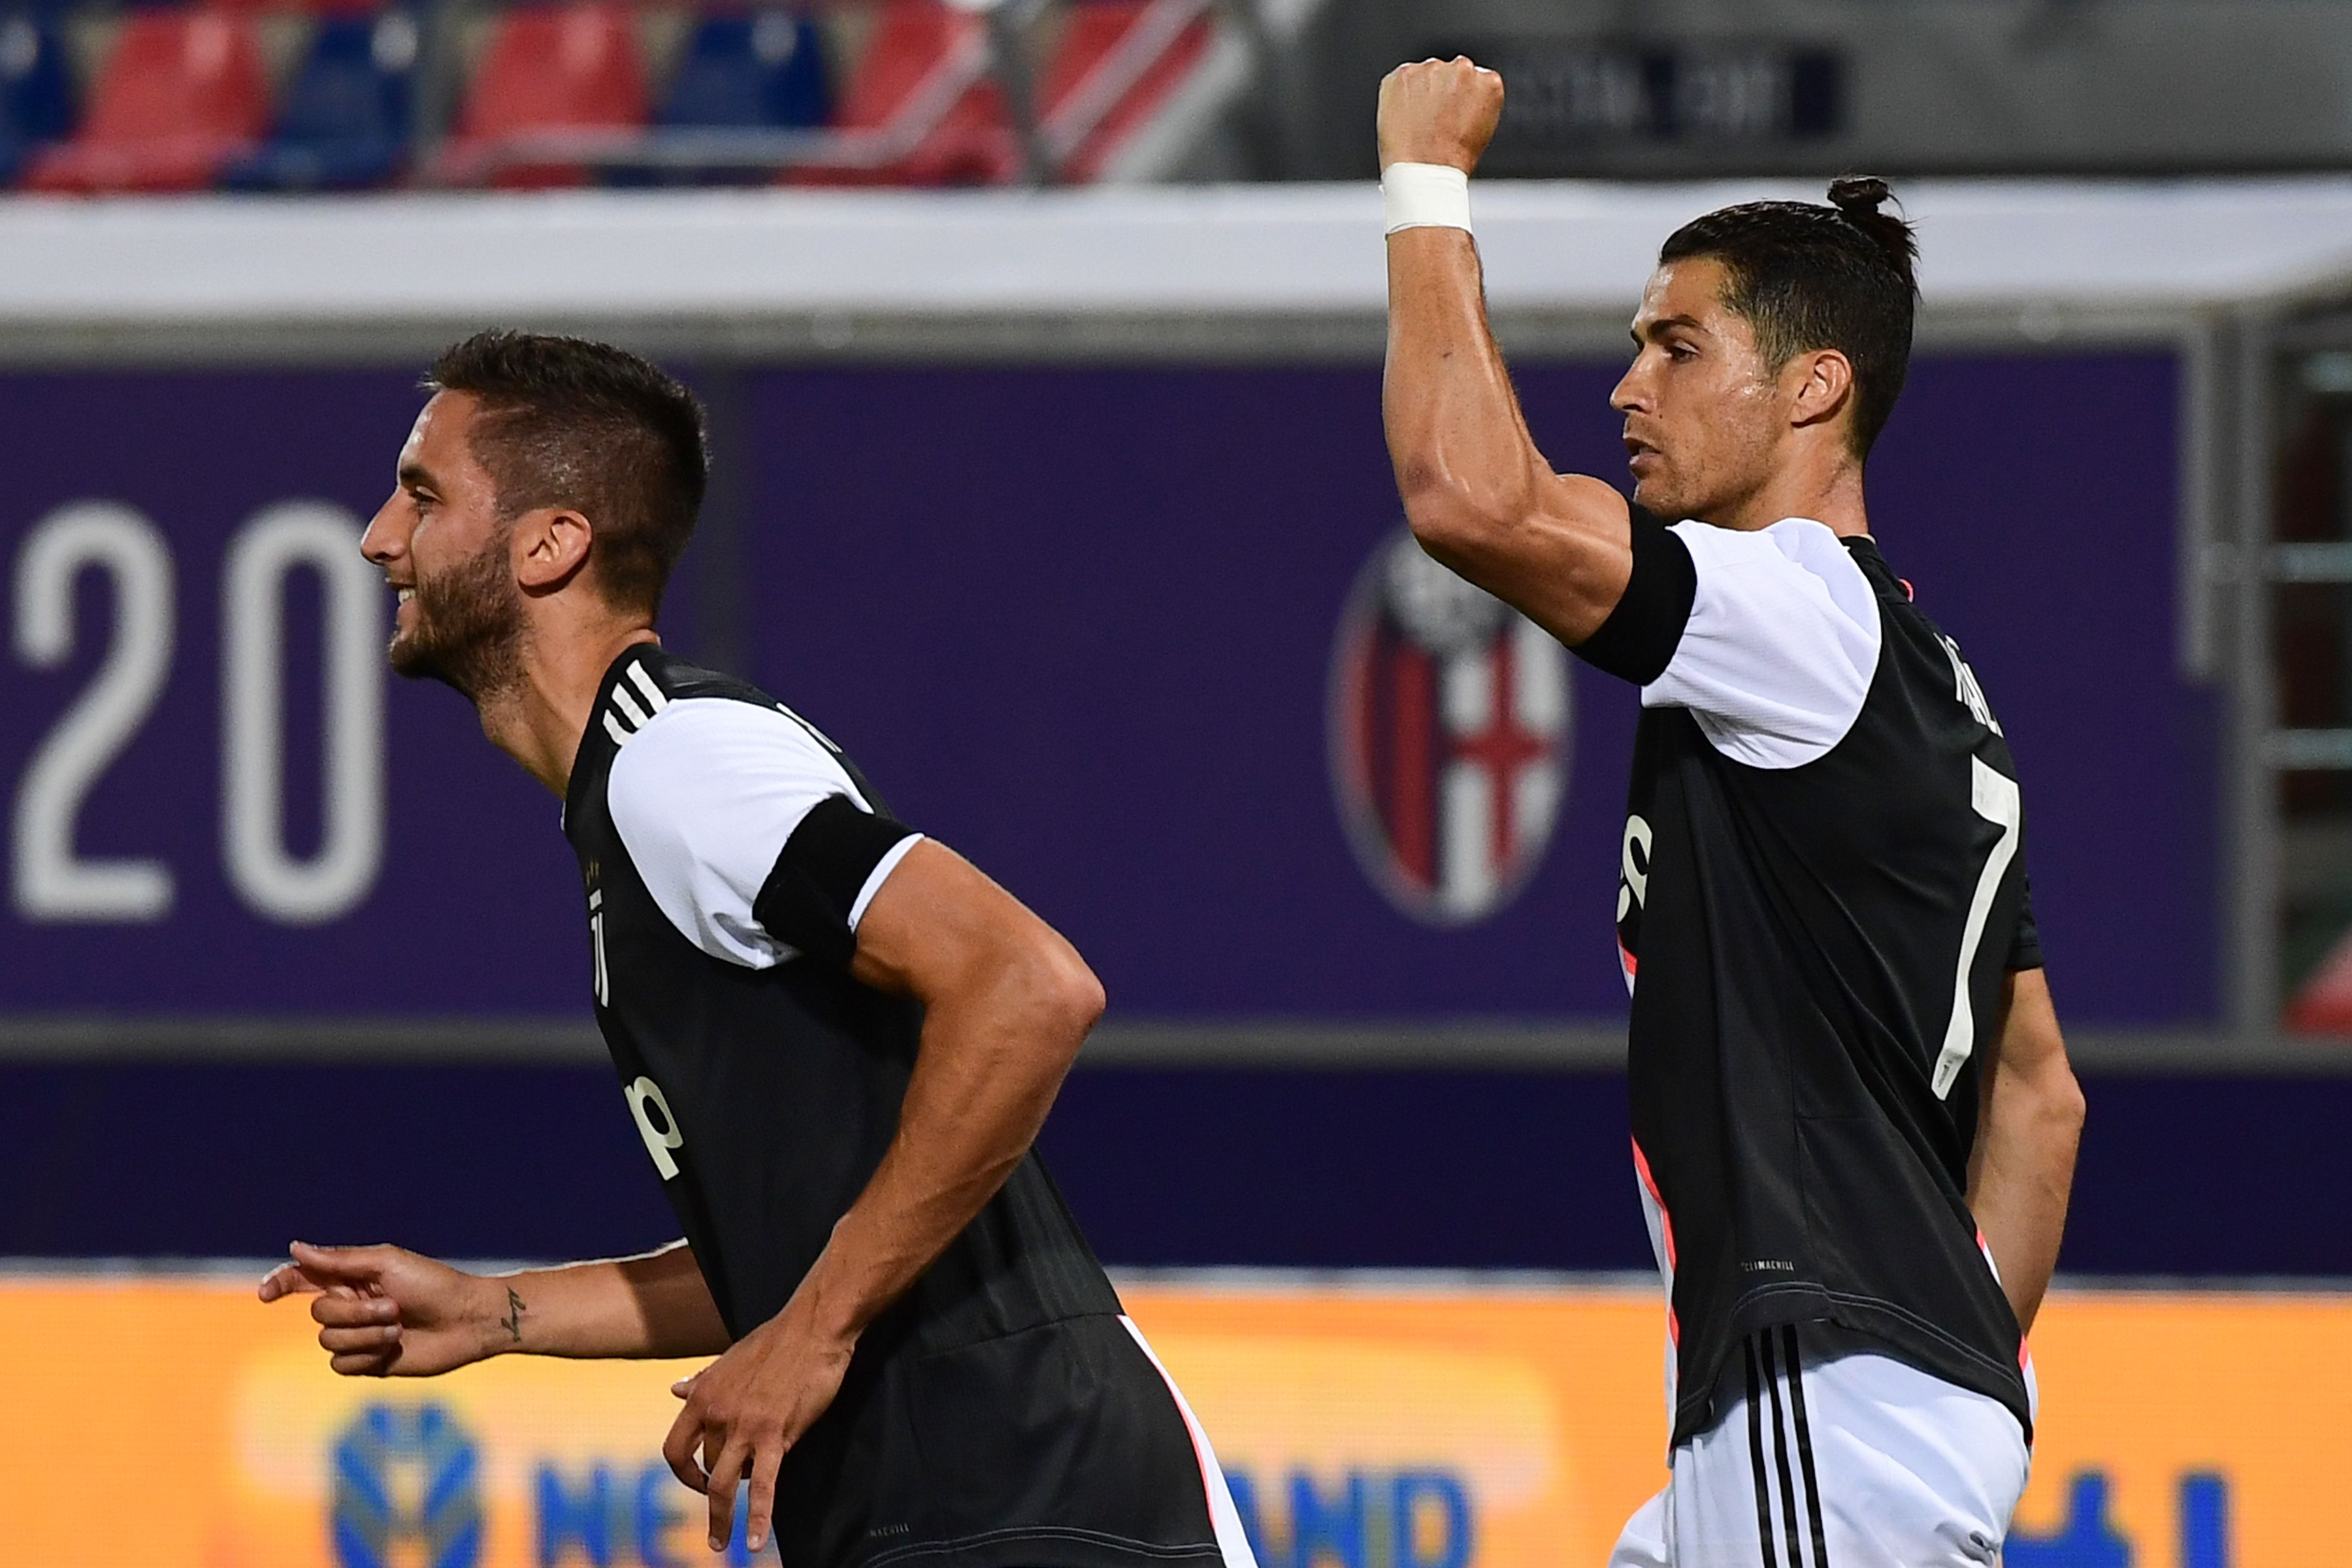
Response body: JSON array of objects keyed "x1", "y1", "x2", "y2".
[
  {"x1": 428, "y1": 331, "x2": 708, "y2": 616},
  {"x1": 1658, "y1": 176, "x2": 1920, "y2": 457}
]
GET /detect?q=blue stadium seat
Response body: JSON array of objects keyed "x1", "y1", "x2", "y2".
[
  {"x1": 0, "y1": 12, "x2": 74, "y2": 186},
  {"x1": 610, "y1": 11, "x2": 827, "y2": 188},
  {"x1": 663, "y1": 11, "x2": 828, "y2": 130},
  {"x1": 220, "y1": 9, "x2": 416, "y2": 191}
]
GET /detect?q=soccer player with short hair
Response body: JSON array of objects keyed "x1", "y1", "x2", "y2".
[
  {"x1": 258, "y1": 331, "x2": 1255, "y2": 1568},
  {"x1": 1378, "y1": 61, "x2": 2087, "y2": 1565}
]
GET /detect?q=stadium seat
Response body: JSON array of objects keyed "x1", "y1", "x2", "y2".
[
  {"x1": 0, "y1": 12, "x2": 74, "y2": 187},
  {"x1": 1040, "y1": 0, "x2": 1209, "y2": 183},
  {"x1": 24, "y1": 10, "x2": 266, "y2": 193},
  {"x1": 802, "y1": 0, "x2": 1008, "y2": 186},
  {"x1": 808, "y1": 0, "x2": 1208, "y2": 187},
  {"x1": 662, "y1": 11, "x2": 828, "y2": 131},
  {"x1": 626, "y1": 10, "x2": 827, "y2": 186},
  {"x1": 436, "y1": 3, "x2": 646, "y2": 188},
  {"x1": 220, "y1": 10, "x2": 416, "y2": 191}
]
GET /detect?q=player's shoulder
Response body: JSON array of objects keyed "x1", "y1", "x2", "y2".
[
  {"x1": 1667, "y1": 515, "x2": 1887, "y2": 634},
  {"x1": 600, "y1": 651, "x2": 862, "y2": 815}
]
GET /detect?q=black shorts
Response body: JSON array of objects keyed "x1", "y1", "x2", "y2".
[{"x1": 779, "y1": 1311, "x2": 1252, "y2": 1568}]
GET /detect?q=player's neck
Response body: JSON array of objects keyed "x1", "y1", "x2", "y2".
[
  {"x1": 478, "y1": 622, "x2": 661, "y2": 797},
  {"x1": 1712, "y1": 455, "x2": 1870, "y2": 538}
]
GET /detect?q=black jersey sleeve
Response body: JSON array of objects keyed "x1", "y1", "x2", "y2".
[
  {"x1": 753, "y1": 794, "x2": 921, "y2": 968},
  {"x1": 1571, "y1": 507, "x2": 1698, "y2": 684},
  {"x1": 2007, "y1": 872, "x2": 2044, "y2": 972}
]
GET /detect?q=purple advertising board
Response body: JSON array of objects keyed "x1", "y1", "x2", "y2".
[{"x1": 0, "y1": 352, "x2": 2211, "y2": 1026}]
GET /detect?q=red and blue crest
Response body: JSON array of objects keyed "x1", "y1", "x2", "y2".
[{"x1": 1328, "y1": 528, "x2": 1573, "y2": 925}]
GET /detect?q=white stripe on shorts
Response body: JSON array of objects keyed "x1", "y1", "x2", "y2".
[
  {"x1": 1608, "y1": 1324, "x2": 2028, "y2": 1568},
  {"x1": 1119, "y1": 1315, "x2": 1261, "y2": 1567}
]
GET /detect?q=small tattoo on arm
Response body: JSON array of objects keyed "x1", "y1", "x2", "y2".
[{"x1": 500, "y1": 1288, "x2": 526, "y2": 1344}]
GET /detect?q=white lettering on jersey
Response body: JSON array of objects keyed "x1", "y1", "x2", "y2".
[
  {"x1": 1618, "y1": 813, "x2": 1654, "y2": 922},
  {"x1": 1940, "y1": 636, "x2": 2003, "y2": 736},
  {"x1": 625, "y1": 1075, "x2": 685, "y2": 1180}
]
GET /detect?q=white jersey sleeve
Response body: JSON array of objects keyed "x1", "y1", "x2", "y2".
[
  {"x1": 606, "y1": 698, "x2": 923, "y2": 968},
  {"x1": 1642, "y1": 517, "x2": 1885, "y2": 770}
]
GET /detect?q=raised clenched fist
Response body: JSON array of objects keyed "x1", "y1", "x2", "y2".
[{"x1": 1377, "y1": 56, "x2": 1505, "y2": 174}]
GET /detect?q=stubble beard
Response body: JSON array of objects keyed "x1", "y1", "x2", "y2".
[{"x1": 387, "y1": 529, "x2": 526, "y2": 705}]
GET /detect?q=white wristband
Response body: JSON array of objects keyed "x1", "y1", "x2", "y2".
[{"x1": 1382, "y1": 162, "x2": 1473, "y2": 236}]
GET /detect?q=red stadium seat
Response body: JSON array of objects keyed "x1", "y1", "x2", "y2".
[
  {"x1": 807, "y1": 0, "x2": 1211, "y2": 188},
  {"x1": 1041, "y1": 0, "x2": 1211, "y2": 183},
  {"x1": 24, "y1": 10, "x2": 267, "y2": 193},
  {"x1": 437, "y1": 3, "x2": 647, "y2": 188},
  {"x1": 797, "y1": 0, "x2": 1011, "y2": 187}
]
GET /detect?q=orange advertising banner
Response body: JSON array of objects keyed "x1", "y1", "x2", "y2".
[{"x1": 0, "y1": 1272, "x2": 2342, "y2": 1567}]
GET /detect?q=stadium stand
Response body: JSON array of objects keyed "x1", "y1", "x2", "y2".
[
  {"x1": 433, "y1": 1, "x2": 647, "y2": 188},
  {"x1": 220, "y1": 9, "x2": 417, "y2": 191},
  {"x1": 1037, "y1": 0, "x2": 1210, "y2": 183},
  {"x1": 807, "y1": 0, "x2": 1212, "y2": 187},
  {"x1": 804, "y1": 0, "x2": 1005, "y2": 186},
  {"x1": 0, "y1": 12, "x2": 73, "y2": 187},
  {"x1": 662, "y1": 10, "x2": 830, "y2": 135},
  {"x1": 624, "y1": 9, "x2": 830, "y2": 185},
  {"x1": 0, "y1": 0, "x2": 1223, "y2": 192},
  {"x1": 25, "y1": 8, "x2": 266, "y2": 193}
]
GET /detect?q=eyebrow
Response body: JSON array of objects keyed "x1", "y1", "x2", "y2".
[
  {"x1": 1631, "y1": 312, "x2": 1707, "y2": 345},
  {"x1": 398, "y1": 460, "x2": 436, "y2": 491}
]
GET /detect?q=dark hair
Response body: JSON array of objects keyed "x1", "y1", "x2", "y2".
[
  {"x1": 1657, "y1": 175, "x2": 1919, "y2": 457},
  {"x1": 427, "y1": 330, "x2": 708, "y2": 617}
]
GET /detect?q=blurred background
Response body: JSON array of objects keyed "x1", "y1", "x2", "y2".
[{"x1": 0, "y1": 1, "x2": 2347, "y2": 1565}]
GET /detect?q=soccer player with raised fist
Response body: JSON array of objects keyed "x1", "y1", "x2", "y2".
[{"x1": 1380, "y1": 56, "x2": 2085, "y2": 1568}]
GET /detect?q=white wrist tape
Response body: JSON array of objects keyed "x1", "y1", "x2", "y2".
[{"x1": 1382, "y1": 163, "x2": 1473, "y2": 236}]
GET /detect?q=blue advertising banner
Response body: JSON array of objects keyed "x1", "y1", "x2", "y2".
[{"x1": 0, "y1": 353, "x2": 2211, "y2": 1024}]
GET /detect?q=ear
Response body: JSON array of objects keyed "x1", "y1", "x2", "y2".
[
  {"x1": 510, "y1": 508, "x2": 592, "y2": 594},
  {"x1": 1786, "y1": 348, "x2": 1855, "y2": 435}
]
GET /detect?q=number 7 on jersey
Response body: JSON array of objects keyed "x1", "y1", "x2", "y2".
[{"x1": 1932, "y1": 757, "x2": 2023, "y2": 1100}]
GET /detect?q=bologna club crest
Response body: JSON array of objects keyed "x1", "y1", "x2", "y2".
[{"x1": 1329, "y1": 527, "x2": 1573, "y2": 925}]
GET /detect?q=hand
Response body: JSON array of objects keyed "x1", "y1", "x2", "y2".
[
  {"x1": 257, "y1": 1240, "x2": 509, "y2": 1377},
  {"x1": 1377, "y1": 56, "x2": 1505, "y2": 174},
  {"x1": 662, "y1": 1303, "x2": 857, "y2": 1556}
]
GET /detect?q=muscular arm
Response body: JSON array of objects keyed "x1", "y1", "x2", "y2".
[
  {"x1": 1379, "y1": 59, "x2": 1633, "y2": 645},
  {"x1": 1966, "y1": 968, "x2": 2085, "y2": 1333},
  {"x1": 1384, "y1": 225, "x2": 1634, "y2": 644},
  {"x1": 784, "y1": 839, "x2": 1103, "y2": 1345},
  {"x1": 661, "y1": 838, "x2": 1105, "y2": 1552}
]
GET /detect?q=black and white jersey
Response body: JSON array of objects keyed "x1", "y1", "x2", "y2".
[
  {"x1": 1574, "y1": 512, "x2": 2038, "y2": 1451},
  {"x1": 563, "y1": 645, "x2": 1252, "y2": 1568}
]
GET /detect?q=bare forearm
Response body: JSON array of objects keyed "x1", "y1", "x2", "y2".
[
  {"x1": 1968, "y1": 1057, "x2": 2083, "y2": 1333},
  {"x1": 487, "y1": 1239, "x2": 732, "y2": 1360},
  {"x1": 790, "y1": 975, "x2": 1092, "y2": 1344},
  {"x1": 1383, "y1": 229, "x2": 1548, "y2": 542}
]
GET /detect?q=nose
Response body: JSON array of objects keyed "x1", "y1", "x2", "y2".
[
  {"x1": 1610, "y1": 358, "x2": 1648, "y2": 415},
  {"x1": 359, "y1": 494, "x2": 406, "y2": 568}
]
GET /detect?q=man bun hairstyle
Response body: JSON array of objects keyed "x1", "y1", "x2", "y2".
[
  {"x1": 1658, "y1": 175, "x2": 1920, "y2": 457},
  {"x1": 428, "y1": 330, "x2": 708, "y2": 617}
]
